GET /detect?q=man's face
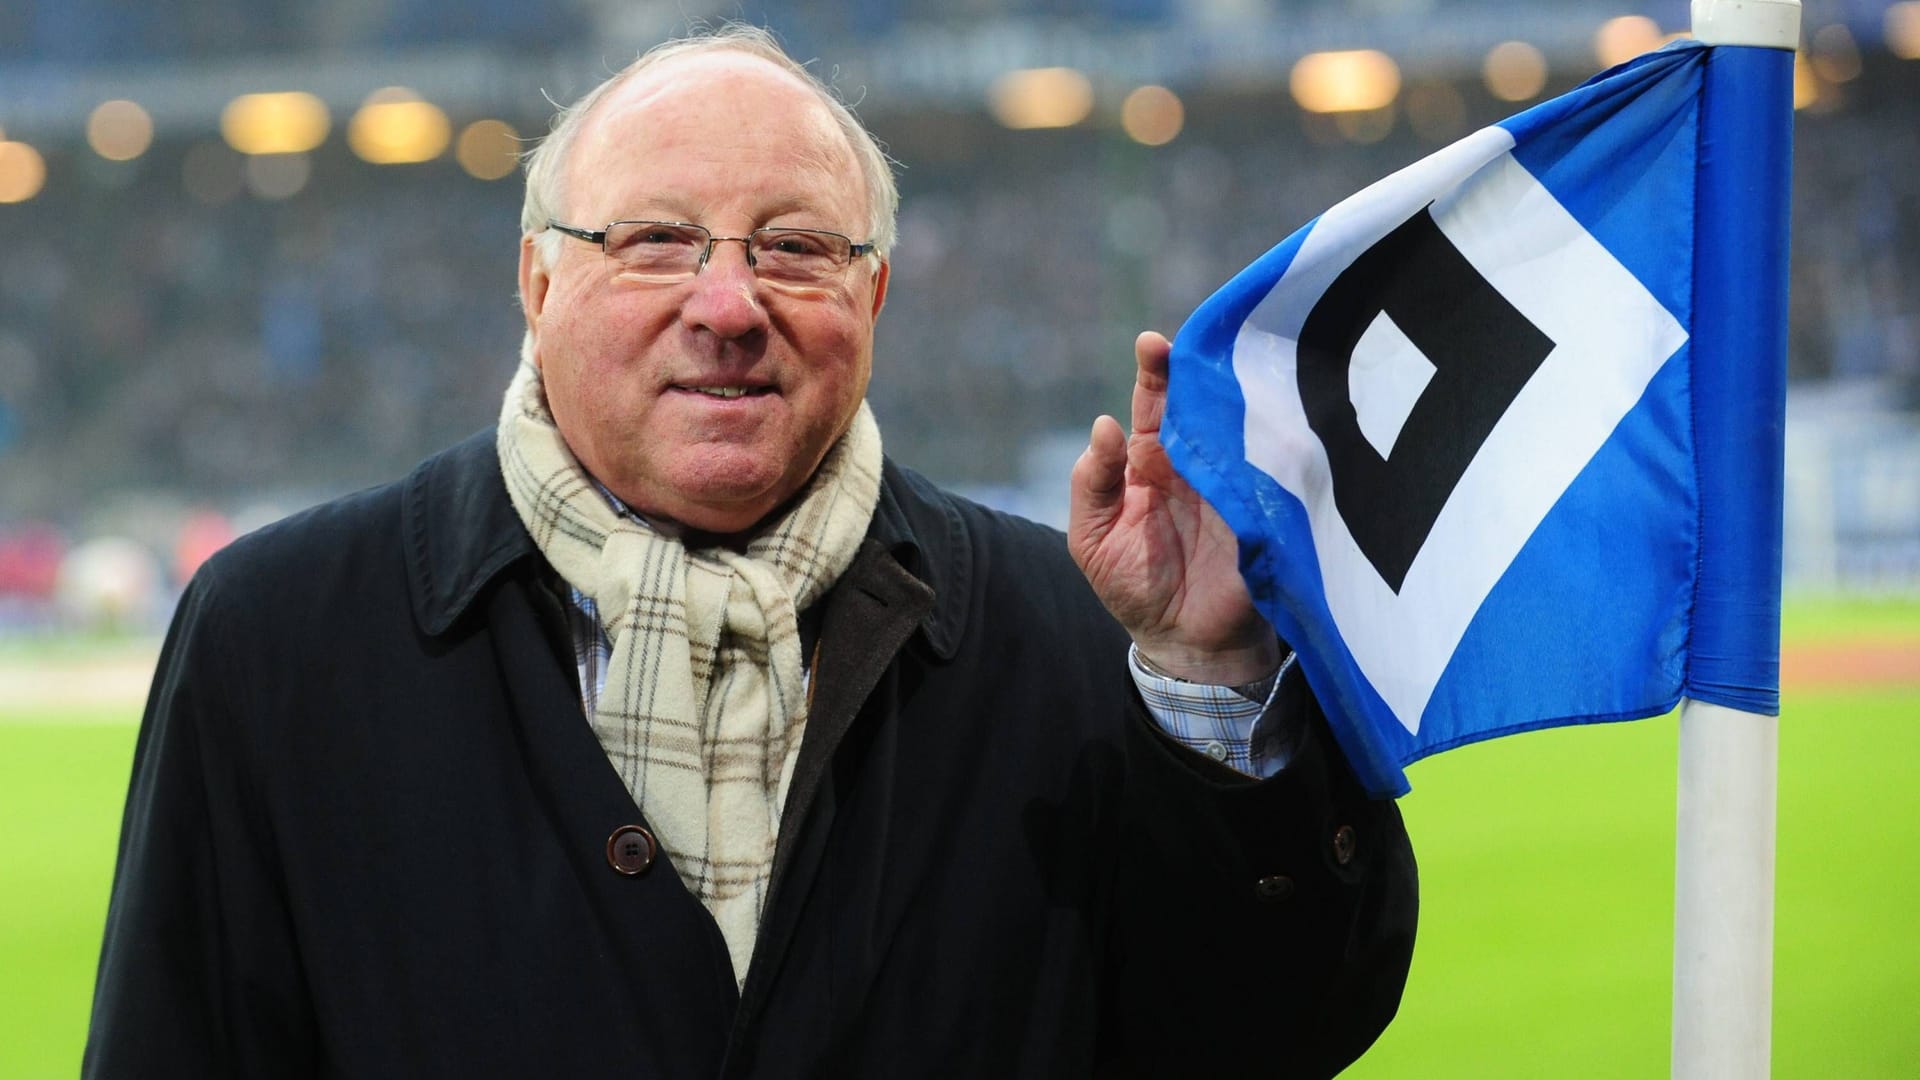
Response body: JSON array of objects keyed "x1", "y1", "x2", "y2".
[{"x1": 519, "y1": 51, "x2": 888, "y2": 536}]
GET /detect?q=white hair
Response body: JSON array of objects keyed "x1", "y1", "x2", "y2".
[{"x1": 519, "y1": 23, "x2": 899, "y2": 272}]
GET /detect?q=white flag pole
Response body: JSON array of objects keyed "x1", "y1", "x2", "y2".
[
  {"x1": 1672, "y1": 699, "x2": 1779, "y2": 1078},
  {"x1": 1675, "y1": 4, "x2": 1799, "y2": 1077}
]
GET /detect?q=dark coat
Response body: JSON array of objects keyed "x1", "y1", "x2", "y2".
[{"x1": 86, "y1": 431, "x2": 1416, "y2": 1079}]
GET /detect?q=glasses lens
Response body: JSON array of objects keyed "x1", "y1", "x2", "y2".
[
  {"x1": 749, "y1": 229, "x2": 851, "y2": 283},
  {"x1": 603, "y1": 222, "x2": 707, "y2": 277}
]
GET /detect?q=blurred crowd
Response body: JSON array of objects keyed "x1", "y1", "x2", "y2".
[
  {"x1": 0, "y1": 0, "x2": 1289, "y2": 64},
  {"x1": 0, "y1": 0, "x2": 585, "y2": 61},
  {"x1": 2, "y1": 21, "x2": 1916, "y2": 629}
]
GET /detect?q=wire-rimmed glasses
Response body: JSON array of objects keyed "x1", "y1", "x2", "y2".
[{"x1": 547, "y1": 219, "x2": 876, "y2": 285}]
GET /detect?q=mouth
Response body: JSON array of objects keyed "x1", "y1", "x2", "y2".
[{"x1": 675, "y1": 384, "x2": 776, "y2": 399}]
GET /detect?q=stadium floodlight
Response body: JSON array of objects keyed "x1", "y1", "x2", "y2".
[
  {"x1": 349, "y1": 88, "x2": 452, "y2": 165},
  {"x1": 1289, "y1": 50, "x2": 1400, "y2": 114},
  {"x1": 1890, "y1": 1, "x2": 1920, "y2": 59},
  {"x1": 1809, "y1": 23, "x2": 1862, "y2": 83},
  {"x1": 1482, "y1": 41, "x2": 1549, "y2": 103},
  {"x1": 221, "y1": 92, "x2": 330, "y2": 156},
  {"x1": 1120, "y1": 86, "x2": 1183, "y2": 147},
  {"x1": 456, "y1": 119, "x2": 521, "y2": 180},
  {"x1": 1595, "y1": 15, "x2": 1665, "y2": 68},
  {"x1": 988, "y1": 68, "x2": 1094, "y2": 130},
  {"x1": 87, "y1": 100, "x2": 154, "y2": 162},
  {"x1": 0, "y1": 141, "x2": 46, "y2": 203}
]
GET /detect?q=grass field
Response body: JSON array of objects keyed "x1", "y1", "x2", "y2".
[{"x1": 2, "y1": 599, "x2": 1915, "y2": 1077}]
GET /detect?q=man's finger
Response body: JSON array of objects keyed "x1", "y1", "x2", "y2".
[
  {"x1": 1130, "y1": 331, "x2": 1173, "y2": 436},
  {"x1": 1068, "y1": 415, "x2": 1129, "y2": 562},
  {"x1": 1074, "y1": 415, "x2": 1127, "y2": 497}
]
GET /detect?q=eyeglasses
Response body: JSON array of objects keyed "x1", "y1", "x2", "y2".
[{"x1": 547, "y1": 219, "x2": 876, "y2": 285}]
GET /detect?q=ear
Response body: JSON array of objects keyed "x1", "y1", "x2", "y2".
[
  {"x1": 518, "y1": 235, "x2": 552, "y2": 363},
  {"x1": 866, "y1": 258, "x2": 890, "y2": 323}
]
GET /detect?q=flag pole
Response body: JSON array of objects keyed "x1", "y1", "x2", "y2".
[
  {"x1": 1674, "y1": 2, "x2": 1798, "y2": 1077},
  {"x1": 1673, "y1": 700, "x2": 1779, "y2": 1077}
]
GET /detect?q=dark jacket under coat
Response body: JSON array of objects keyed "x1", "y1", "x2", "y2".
[{"x1": 85, "y1": 430, "x2": 1417, "y2": 1078}]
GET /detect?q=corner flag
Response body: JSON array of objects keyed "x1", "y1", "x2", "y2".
[{"x1": 1162, "y1": 40, "x2": 1791, "y2": 798}]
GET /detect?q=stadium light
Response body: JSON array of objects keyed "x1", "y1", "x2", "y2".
[
  {"x1": 1890, "y1": 2, "x2": 1920, "y2": 59},
  {"x1": 1595, "y1": 15, "x2": 1664, "y2": 68},
  {"x1": 0, "y1": 140, "x2": 47, "y2": 203},
  {"x1": 456, "y1": 119, "x2": 521, "y2": 180},
  {"x1": 349, "y1": 87, "x2": 451, "y2": 165},
  {"x1": 1810, "y1": 24, "x2": 1863, "y2": 83},
  {"x1": 1289, "y1": 50, "x2": 1401, "y2": 114},
  {"x1": 1121, "y1": 85, "x2": 1184, "y2": 146},
  {"x1": 988, "y1": 68, "x2": 1094, "y2": 130},
  {"x1": 87, "y1": 100, "x2": 154, "y2": 161},
  {"x1": 1483, "y1": 41, "x2": 1549, "y2": 102},
  {"x1": 221, "y1": 92, "x2": 330, "y2": 155}
]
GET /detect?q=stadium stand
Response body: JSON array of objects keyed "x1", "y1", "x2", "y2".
[{"x1": 1, "y1": 0, "x2": 1916, "y2": 625}]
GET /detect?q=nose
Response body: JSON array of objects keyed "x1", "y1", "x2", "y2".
[{"x1": 680, "y1": 238, "x2": 767, "y2": 340}]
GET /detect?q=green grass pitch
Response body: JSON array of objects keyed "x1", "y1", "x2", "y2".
[
  {"x1": 2, "y1": 717, "x2": 143, "y2": 1079},
  {"x1": 1346, "y1": 687, "x2": 1919, "y2": 1079},
  {"x1": 2, "y1": 604, "x2": 1915, "y2": 1077}
]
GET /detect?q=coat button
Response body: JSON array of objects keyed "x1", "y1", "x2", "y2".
[
  {"x1": 1254, "y1": 875, "x2": 1295, "y2": 904},
  {"x1": 606, "y1": 824, "x2": 657, "y2": 876},
  {"x1": 1332, "y1": 824, "x2": 1357, "y2": 866}
]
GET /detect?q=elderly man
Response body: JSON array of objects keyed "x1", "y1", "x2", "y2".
[{"x1": 87, "y1": 25, "x2": 1415, "y2": 1079}]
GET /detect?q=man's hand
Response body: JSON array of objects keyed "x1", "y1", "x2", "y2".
[{"x1": 1069, "y1": 331, "x2": 1280, "y2": 685}]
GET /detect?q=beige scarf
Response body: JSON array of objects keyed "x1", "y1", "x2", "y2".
[{"x1": 496, "y1": 362, "x2": 881, "y2": 985}]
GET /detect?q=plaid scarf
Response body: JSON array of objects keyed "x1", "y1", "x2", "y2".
[{"x1": 496, "y1": 362, "x2": 881, "y2": 985}]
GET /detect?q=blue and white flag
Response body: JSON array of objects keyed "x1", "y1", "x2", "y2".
[{"x1": 1163, "y1": 41, "x2": 1791, "y2": 797}]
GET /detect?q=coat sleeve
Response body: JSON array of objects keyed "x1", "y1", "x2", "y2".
[
  {"x1": 84, "y1": 570, "x2": 321, "y2": 1079},
  {"x1": 1100, "y1": 662, "x2": 1419, "y2": 1079}
]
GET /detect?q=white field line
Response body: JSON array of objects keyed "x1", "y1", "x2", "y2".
[{"x1": 0, "y1": 641, "x2": 160, "y2": 720}]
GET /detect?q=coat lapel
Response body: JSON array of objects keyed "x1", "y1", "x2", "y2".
[
  {"x1": 724, "y1": 464, "x2": 972, "y2": 1062},
  {"x1": 731, "y1": 539, "x2": 933, "y2": 1028}
]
